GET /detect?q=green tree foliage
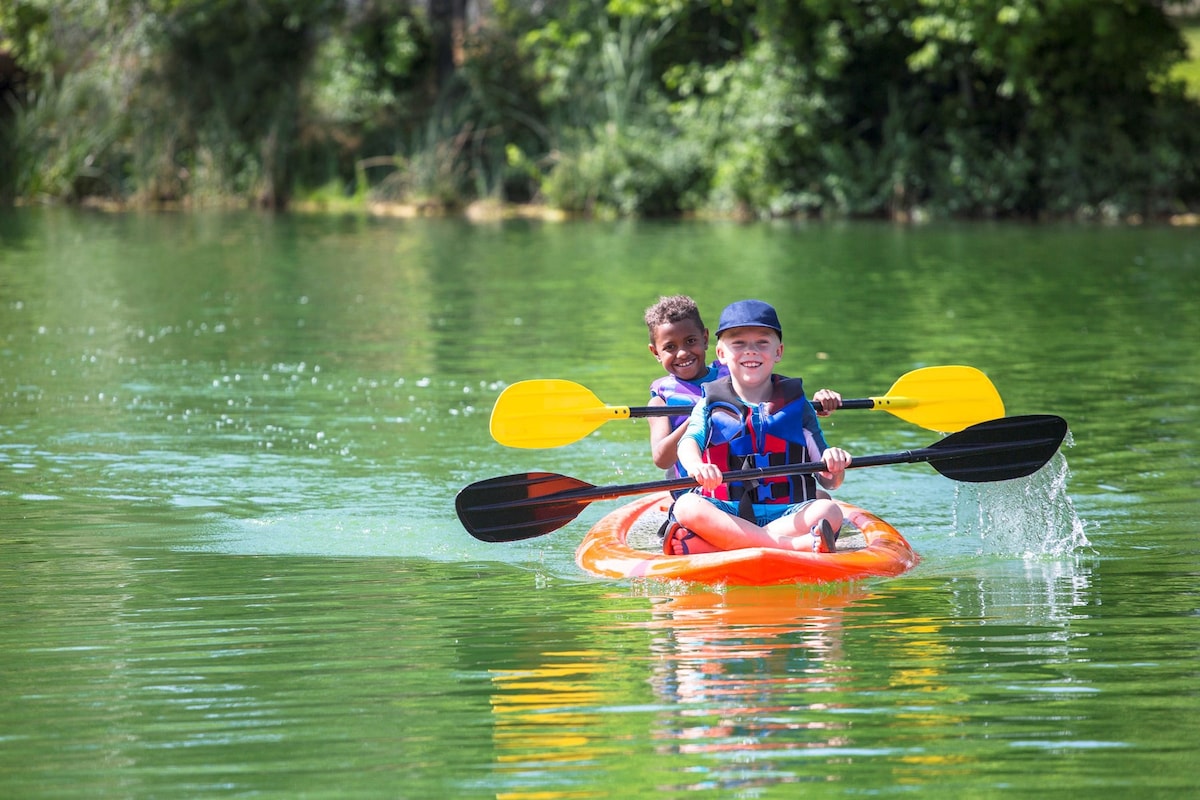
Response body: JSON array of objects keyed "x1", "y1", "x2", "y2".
[
  {"x1": 1, "y1": 0, "x2": 433, "y2": 208},
  {"x1": 669, "y1": 0, "x2": 1200, "y2": 218},
  {"x1": 1173, "y1": 21, "x2": 1200, "y2": 98},
  {"x1": 140, "y1": 0, "x2": 345, "y2": 208},
  {"x1": 500, "y1": 0, "x2": 1200, "y2": 218},
  {"x1": 0, "y1": 1, "x2": 141, "y2": 201},
  {"x1": 895, "y1": 0, "x2": 1200, "y2": 216},
  {"x1": 1, "y1": 0, "x2": 1198, "y2": 218},
  {"x1": 500, "y1": 0, "x2": 748, "y2": 214}
]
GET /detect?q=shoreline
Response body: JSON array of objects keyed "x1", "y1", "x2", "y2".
[{"x1": 17, "y1": 195, "x2": 1200, "y2": 226}]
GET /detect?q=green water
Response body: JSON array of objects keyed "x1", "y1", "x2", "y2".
[{"x1": 2, "y1": 208, "x2": 1198, "y2": 798}]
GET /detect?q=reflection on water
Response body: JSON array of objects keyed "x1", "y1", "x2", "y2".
[
  {"x1": 488, "y1": 653, "x2": 611, "y2": 788},
  {"x1": 645, "y1": 586, "x2": 861, "y2": 780},
  {"x1": 485, "y1": 585, "x2": 877, "y2": 795},
  {"x1": 482, "y1": 552, "x2": 1114, "y2": 795}
]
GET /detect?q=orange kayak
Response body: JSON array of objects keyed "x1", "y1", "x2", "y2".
[{"x1": 575, "y1": 492, "x2": 918, "y2": 586}]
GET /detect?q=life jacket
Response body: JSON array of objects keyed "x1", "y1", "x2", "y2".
[
  {"x1": 700, "y1": 375, "x2": 826, "y2": 520},
  {"x1": 648, "y1": 363, "x2": 724, "y2": 430},
  {"x1": 649, "y1": 363, "x2": 725, "y2": 480}
]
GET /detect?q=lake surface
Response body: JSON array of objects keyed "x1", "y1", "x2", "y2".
[{"x1": 1, "y1": 207, "x2": 1198, "y2": 798}]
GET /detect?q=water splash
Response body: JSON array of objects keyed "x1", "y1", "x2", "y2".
[{"x1": 951, "y1": 431, "x2": 1089, "y2": 557}]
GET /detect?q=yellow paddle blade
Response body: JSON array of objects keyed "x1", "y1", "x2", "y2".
[
  {"x1": 490, "y1": 379, "x2": 631, "y2": 448},
  {"x1": 872, "y1": 365, "x2": 1004, "y2": 433}
]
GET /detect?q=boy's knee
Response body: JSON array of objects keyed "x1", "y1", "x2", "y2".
[{"x1": 673, "y1": 494, "x2": 704, "y2": 522}]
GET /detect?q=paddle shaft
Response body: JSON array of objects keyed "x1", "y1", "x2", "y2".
[
  {"x1": 625, "y1": 397, "x2": 895, "y2": 419},
  {"x1": 465, "y1": 437, "x2": 1057, "y2": 514}
]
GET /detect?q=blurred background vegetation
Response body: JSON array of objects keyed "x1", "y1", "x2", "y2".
[{"x1": 2, "y1": 0, "x2": 1199, "y2": 220}]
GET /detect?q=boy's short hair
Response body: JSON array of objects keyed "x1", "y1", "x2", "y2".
[{"x1": 644, "y1": 295, "x2": 705, "y2": 341}]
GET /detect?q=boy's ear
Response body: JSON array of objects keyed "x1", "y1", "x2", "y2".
[{"x1": 648, "y1": 342, "x2": 660, "y2": 358}]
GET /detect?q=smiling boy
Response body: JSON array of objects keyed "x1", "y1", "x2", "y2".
[
  {"x1": 644, "y1": 296, "x2": 725, "y2": 476},
  {"x1": 666, "y1": 299, "x2": 851, "y2": 555}
]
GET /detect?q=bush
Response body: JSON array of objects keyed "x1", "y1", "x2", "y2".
[{"x1": 540, "y1": 123, "x2": 707, "y2": 216}]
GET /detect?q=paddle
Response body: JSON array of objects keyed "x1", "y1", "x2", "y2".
[
  {"x1": 458, "y1": 414, "x2": 1067, "y2": 542},
  {"x1": 489, "y1": 365, "x2": 1003, "y2": 449}
]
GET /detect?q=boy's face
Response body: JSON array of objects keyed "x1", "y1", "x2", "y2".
[
  {"x1": 715, "y1": 326, "x2": 782, "y2": 385},
  {"x1": 649, "y1": 319, "x2": 710, "y2": 382}
]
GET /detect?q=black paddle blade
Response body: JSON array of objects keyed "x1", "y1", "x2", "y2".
[
  {"x1": 925, "y1": 414, "x2": 1067, "y2": 482},
  {"x1": 456, "y1": 471, "x2": 597, "y2": 542}
]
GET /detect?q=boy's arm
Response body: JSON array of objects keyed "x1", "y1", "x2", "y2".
[
  {"x1": 647, "y1": 397, "x2": 689, "y2": 469},
  {"x1": 816, "y1": 447, "x2": 852, "y2": 489},
  {"x1": 802, "y1": 394, "x2": 849, "y2": 488},
  {"x1": 677, "y1": 406, "x2": 723, "y2": 491},
  {"x1": 677, "y1": 437, "x2": 722, "y2": 491}
]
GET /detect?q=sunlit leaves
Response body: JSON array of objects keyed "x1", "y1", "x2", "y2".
[{"x1": 2, "y1": 0, "x2": 1198, "y2": 217}]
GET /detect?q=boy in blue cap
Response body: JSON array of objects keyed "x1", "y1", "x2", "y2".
[{"x1": 664, "y1": 299, "x2": 851, "y2": 555}]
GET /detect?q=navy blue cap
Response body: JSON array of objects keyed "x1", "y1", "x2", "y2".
[{"x1": 716, "y1": 299, "x2": 782, "y2": 337}]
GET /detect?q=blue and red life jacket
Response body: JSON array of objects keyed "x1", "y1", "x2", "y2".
[{"x1": 699, "y1": 375, "x2": 828, "y2": 520}]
